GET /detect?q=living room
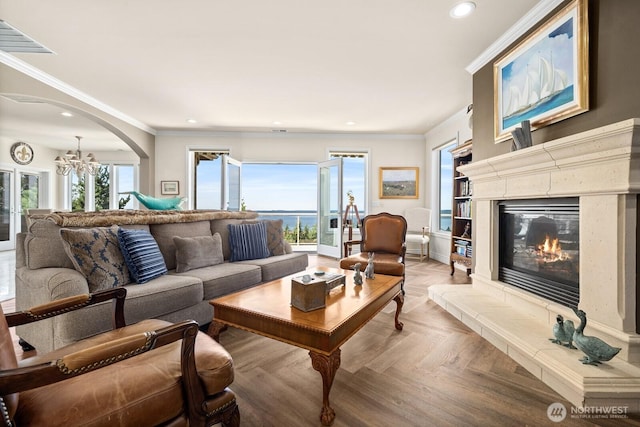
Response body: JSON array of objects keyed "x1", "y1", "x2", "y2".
[{"x1": 2, "y1": 0, "x2": 640, "y2": 425}]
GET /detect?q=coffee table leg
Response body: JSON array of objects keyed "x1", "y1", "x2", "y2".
[
  {"x1": 393, "y1": 293, "x2": 404, "y2": 330},
  {"x1": 309, "y1": 349, "x2": 341, "y2": 426},
  {"x1": 207, "y1": 321, "x2": 227, "y2": 342}
]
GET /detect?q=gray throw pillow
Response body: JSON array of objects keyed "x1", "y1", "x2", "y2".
[
  {"x1": 59, "y1": 225, "x2": 131, "y2": 292},
  {"x1": 173, "y1": 233, "x2": 224, "y2": 273}
]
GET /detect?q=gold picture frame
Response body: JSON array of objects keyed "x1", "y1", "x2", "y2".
[
  {"x1": 493, "y1": 0, "x2": 589, "y2": 142},
  {"x1": 379, "y1": 167, "x2": 419, "y2": 199}
]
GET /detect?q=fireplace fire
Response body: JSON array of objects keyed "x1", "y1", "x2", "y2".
[{"x1": 499, "y1": 198, "x2": 579, "y2": 308}]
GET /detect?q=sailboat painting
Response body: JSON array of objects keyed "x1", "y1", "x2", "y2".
[{"x1": 494, "y1": 0, "x2": 588, "y2": 141}]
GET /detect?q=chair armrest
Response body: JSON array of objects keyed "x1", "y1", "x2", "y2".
[
  {"x1": 0, "y1": 320, "x2": 199, "y2": 396},
  {"x1": 5, "y1": 288, "x2": 127, "y2": 330},
  {"x1": 343, "y1": 239, "x2": 362, "y2": 256}
]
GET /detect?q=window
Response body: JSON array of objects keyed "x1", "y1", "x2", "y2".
[
  {"x1": 329, "y1": 151, "x2": 368, "y2": 218},
  {"x1": 193, "y1": 151, "x2": 229, "y2": 209},
  {"x1": 242, "y1": 163, "x2": 317, "y2": 245},
  {"x1": 68, "y1": 163, "x2": 138, "y2": 211},
  {"x1": 437, "y1": 140, "x2": 456, "y2": 232}
]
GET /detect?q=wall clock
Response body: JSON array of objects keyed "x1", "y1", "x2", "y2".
[{"x1": 10, "y1": 142, "x2": 34, "y2": 165}]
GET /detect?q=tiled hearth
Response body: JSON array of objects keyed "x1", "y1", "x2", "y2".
[{"x1": 430, "y1": 118, "x2": 640, "y2": 410}]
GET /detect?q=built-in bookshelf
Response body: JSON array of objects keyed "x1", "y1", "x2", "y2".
[{"x1": 449, "y1": 140, "x2": 472, "y2": 276}]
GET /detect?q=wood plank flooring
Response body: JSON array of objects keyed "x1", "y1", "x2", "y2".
[{"x1": 3, "y1": 253, "x2": 640, "y2": 426}]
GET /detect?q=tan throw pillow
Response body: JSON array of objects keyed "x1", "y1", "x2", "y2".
[
  {"x1": 59, "y1": 225, "x2": 131, "y2": 292},
  {"x1": 173, "y1": 233, "x2": 224, "y2": 273}
]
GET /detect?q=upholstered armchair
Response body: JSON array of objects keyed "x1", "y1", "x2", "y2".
[
  {"x1": 404, "y1": 207, "x2": 432, "y2": 261},
  {"x1": 339, "y1": 212, "x2": 407, "y2": 291},
  {"x1": 0, "y1": 288, "x2": 239, "y2": 427}
]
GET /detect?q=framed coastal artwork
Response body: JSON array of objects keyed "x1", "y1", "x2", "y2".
[
  {"x1": 493, "y1": 0, "x2": 589, "y2": 142},
  {"x1": 161, "y1": 180, "x2": 179, "y2": 195},
  {"x1": 379, "y1": 167, "x2": 419, "y2": 199}
]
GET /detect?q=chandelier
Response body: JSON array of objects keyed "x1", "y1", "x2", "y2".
[{"x1": 54, "y1": 136, "x2": 101, "y2": 176}]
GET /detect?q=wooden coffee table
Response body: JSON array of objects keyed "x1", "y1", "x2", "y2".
[{"x1": 208, "y1": 266, "x2": 404, "y2": 426}]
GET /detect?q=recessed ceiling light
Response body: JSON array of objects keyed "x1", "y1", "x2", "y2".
[
  {"x1": 346, "y1": 121, "x2": 356, "y2": 126},
  {"x1": 272, "y1": 121, "x2": 282, "y2": 125},
  {"x1": 61, "y1": 112, "x2": 73, "y2": 117},
  {"x1": 450, "y1": 1, "x2": 476, "y2": 18},
  {"x1": 186, "y1": 118, "x2": 197, "y2": 124}
]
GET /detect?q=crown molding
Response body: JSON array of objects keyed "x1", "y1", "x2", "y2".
[
  {"x1": 0, "y1": 50, "x2": 156, "y2": 135},
  {"x1": 466, "y1": 0, "x2": 565, "y2": 74}
]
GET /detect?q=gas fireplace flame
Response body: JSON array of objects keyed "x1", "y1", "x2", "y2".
[{"x1": 537, "y1": 235, "x2": 569, "y2": 262}]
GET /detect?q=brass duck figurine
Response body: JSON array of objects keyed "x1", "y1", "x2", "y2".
[
  {"x1": 549, "y1": 314, "x2": 576, "y2": 349},
  {"x1": 572, "y1": 308, "x2": 621, "y2": 365}
]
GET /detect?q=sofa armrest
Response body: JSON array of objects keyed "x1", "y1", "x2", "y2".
[
  {"x1": 15, "y1": 267, "x2": 90, "y2": 309},
  {"x1": 6, "y1": 288, "x2": 127, "y2": 330}
]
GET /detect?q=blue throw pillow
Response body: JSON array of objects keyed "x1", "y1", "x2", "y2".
[
  {"x1": 228, "y1": 222, "x2": 270, "y2": 261},
  {"x1": 117, "y1": 228, "x2": 167, "y2": 284}
]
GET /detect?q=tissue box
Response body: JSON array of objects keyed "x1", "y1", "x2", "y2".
[{"x1": 291, "y1": 276, "x2": 326, "y2": 312}]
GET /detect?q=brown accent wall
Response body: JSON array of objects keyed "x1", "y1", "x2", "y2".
[{"x1": 472, "y1": 0, "x2": 640, "y2": 161}]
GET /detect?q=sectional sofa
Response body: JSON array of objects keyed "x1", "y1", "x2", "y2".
[{"x1": 15, "y1": 209, "x2": 309, "y2": 353}]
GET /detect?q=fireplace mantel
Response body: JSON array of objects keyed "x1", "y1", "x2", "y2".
[{"x1": 429, "y1": 118, "x2": 640, "y2": 411}]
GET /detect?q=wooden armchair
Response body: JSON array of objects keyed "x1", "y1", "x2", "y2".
[
  {"x1": 0, "y1": 288, "x2": 239, "y2": 427},
  {"x1": 339, "y1": 212, "x2": 407, "y2": 292}
]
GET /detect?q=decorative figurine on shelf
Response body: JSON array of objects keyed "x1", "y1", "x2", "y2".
[
  {"x1": 353, "y1": 263, "x2": 363, "y2": 285},
  {"x1": 122, "y1": 191, "x2": 186, "y2": 210},
  {"x1": 572, "y1": 308, "x2": 621, "y2": 365},
  {"x1": 364, "y1": 252, "x2": 375, "y2": 279},
  {"x1": 549, "y1": 314, "x2": 576, "y2": 349},
  {"x1": 461, "y1": 222, "x2": 471, "y2": 239}
]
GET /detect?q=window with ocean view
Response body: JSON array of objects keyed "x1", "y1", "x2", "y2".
[
  {"x1": 438, "y1": 140, "x2": 456, "y2": 232},
  {"x1": 242, "y1": 163, "x2": 318, "y2": 246}
]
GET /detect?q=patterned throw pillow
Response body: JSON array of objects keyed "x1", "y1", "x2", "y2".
[
  {"x1": 117, "y1": 228, "x2": 168, "y2": 284},
  {"x1": 228, "y1": 222, "x2": 270, "y2": 262},
  {"x1": 59, "y1": 225, "x2": 131, "y2": 292},
  {"x1": 173, "y1": 233, "x2": 224, "y2": 273}
]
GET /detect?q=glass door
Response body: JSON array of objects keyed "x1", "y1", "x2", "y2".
[
  {"x1": 0, "y1": 170, "x2": 14, "y2": 251},
  {"x1": 19, "y1": 172, "x2": 40, "y2": 232},
  {"x1": 223, "y1": 155, "x2": 242, "y2": 211},
  {"x1": 316, "y1": 158, "x2": 342, "y2": 258}
]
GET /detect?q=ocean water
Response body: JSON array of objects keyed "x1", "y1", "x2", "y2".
[{"x1": 258, "y1": 212, "x2": 318, "y2": 229}]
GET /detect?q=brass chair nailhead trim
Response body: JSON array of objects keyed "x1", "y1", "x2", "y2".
[{"x1": 56, "y1": 333, "x2": 154, "y2": 375}]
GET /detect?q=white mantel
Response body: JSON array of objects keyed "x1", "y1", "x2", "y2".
[{"x1": 429, "y1": 118, "x2": 640, "y2": 410}]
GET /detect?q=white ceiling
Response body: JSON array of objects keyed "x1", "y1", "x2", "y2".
[{"x1": 0, "y1": 0, "x2": 542, "y2": 152}]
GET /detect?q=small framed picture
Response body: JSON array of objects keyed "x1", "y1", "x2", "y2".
[
  {"x1": 161, "y1": 181, "x2": 179, "y2": 195},
  {"x1": 379, "y1": 167, "x2": 419, "y2": 199}
]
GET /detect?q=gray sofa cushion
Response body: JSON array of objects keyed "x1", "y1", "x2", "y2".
[
  {"x1": 238, "y1": 253, "x2": 309, "y2": 282},
  {"x1": 150, "y1": 221, "x2": 213, "y2": 270},
  {"x1": 173, "y1": 262, "x2": 262, "y2": 300},
  {"x1": 174, "y1": 234, "x2": 224, "y2": 273},
  {"x1": 24, "y1": 220, "x2": 74, "y2": 269}
]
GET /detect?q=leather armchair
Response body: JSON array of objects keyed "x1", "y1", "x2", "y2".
[
  {"x1": 0, "y1": 288, "x2": 239, "y2": 427},
  {"x1": 339, "y1": 212, "x2": 407, "y2": 291}
]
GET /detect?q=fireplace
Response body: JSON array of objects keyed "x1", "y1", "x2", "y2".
[
  {"x1": 429, "y1": 119, "x2": 640, "y2": 410},
  {"x1": 499, "y1": 198, "x2": 579, "y2": 308}
]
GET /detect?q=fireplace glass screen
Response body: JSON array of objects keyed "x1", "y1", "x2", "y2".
[{"x1": 499, "y1": 198, "x2": 579, "y2": 308}]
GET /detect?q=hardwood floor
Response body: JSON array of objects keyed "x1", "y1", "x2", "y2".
[{"x1": 3, "y1": 253, "x2": 640, "y2": 426}]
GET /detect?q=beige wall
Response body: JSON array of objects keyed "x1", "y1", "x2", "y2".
[
  {"x1": 0, "y1": 63, "x2": 155, "y2": 196},
  {"x1": 155, "y1": 131, "x2": 426, "y2": 215}
]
